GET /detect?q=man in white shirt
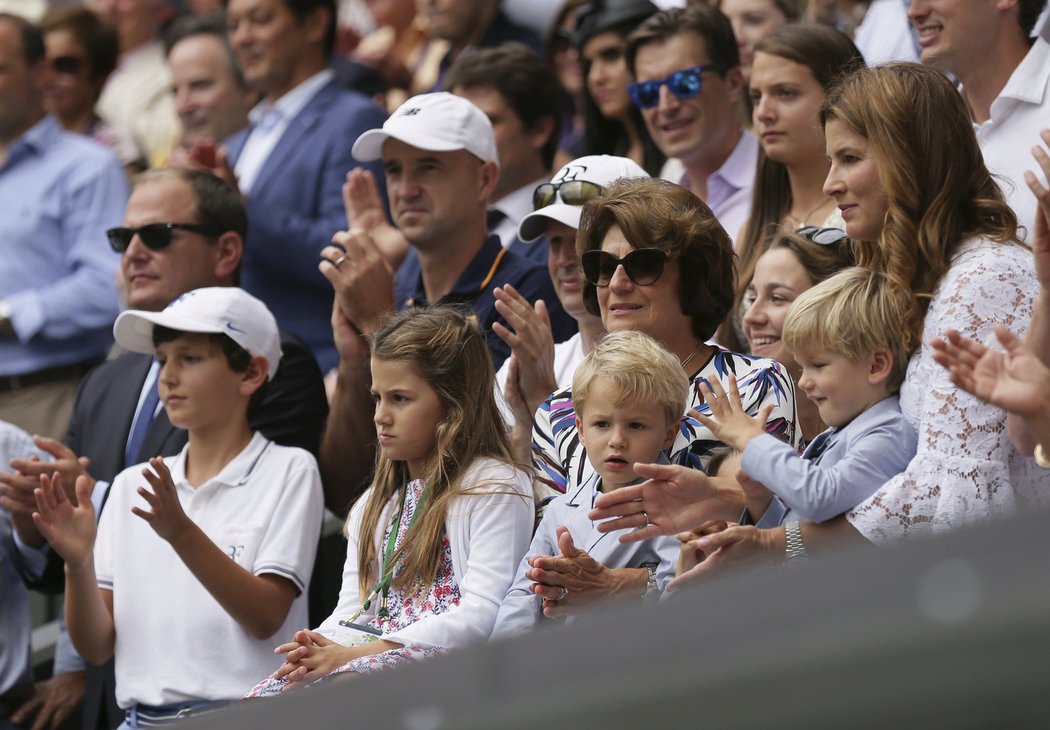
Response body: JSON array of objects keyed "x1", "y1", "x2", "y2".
[
  {"x1": 625, "y1": 3, "x2": 757, "y2": 243},
  {"x1": 909, "y1": 0, "x2": 1050, "y2": 242}
]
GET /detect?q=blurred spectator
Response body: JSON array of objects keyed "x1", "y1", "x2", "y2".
[
  {"x1": 572, "y1": 0, "x2": 665, "y2": 174},
  {"x1": 164, "y1": 12, "x2": 254, "y2": 160},
  {"x1": 547, "y1": 0, "x2": 587, "y2": 171},
  {"x1": 419, "y1": 0, "x2": 541, "y2": 89},
  {"x1": 717, "y1": 0, "x2": 800, "y2": 84},
  {"x1": 220, "y1": 0, "x2": 387, "y2": 372},
  {"x1": 446, "y1": 42, "x2": 563, "y2": 262},
  {"x1": 40, "y1": 6, "x2": 144, "y2": 173},
  {"x1": 354, "y1": 0, "x2": 440, "y2": 109},
  {"x1": 853, "y1": 0, "x2": 919, "y2": 65},
  {"x1": 89, "y1": 0, "x2": 181, "y2": 164},
  {"x1": 0, "y1": 12, "x2": 127, "y2": 440}
]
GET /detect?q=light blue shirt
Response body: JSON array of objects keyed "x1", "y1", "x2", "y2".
[
  {"x1": 0, "y1": 115, "x2": 127, "y2": 375},
  {"x1": 492, "y1": 470, "x2": 680, "y2": 639},
  {"x1": 742, "y1": 396, "x2": 917, "y2": 525},
  {"x1": 0, "y1": 422, "x2": 50, "y2": 697}
]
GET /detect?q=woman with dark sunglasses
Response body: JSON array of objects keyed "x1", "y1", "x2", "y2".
[
  {"x1": 720, "y1": 24, "x2": 863, "y2": 352},
  {"x1": 526, "y1": 176, "x2": 799, "y2": 612},
  {"x1": 40, "y1": 6, "x2": 144, "y2": 174},
  {"x1": 742, "y1": 229, "x2": 854, "y2": 441}
]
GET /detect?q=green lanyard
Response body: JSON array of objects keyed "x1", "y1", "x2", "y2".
[{"x1": 341, "y1": 483, "x2": 427, "y2": 627}]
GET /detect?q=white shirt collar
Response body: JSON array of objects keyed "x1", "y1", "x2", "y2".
[{"x1": 248, "y1": 68, "x2": 335, "y2": 129}]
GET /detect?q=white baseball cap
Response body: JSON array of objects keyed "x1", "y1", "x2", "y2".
[
  {"x1": 517, "y1": 155, "x2": 649, "y2": 242},
  {"x1": 352, "y1": 92, "x2": 499, "y2": 167},
  {"x1": 113, "y1": 287, "x2": 283, "y2": 380}
]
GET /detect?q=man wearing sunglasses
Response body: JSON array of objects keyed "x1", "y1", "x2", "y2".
[
  {"x1": 0, "y1": 13, "x2": 127, "y2": 441},
  {"x1": 625, "y1": 4, "x2": 756, "y2": 245},
  {"x1": 0, "y1": 166, "x2": 328, "y2": 730}
]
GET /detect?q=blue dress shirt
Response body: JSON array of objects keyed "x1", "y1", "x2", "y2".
[{"x1": 0, "y1": 115, "x2": 127, "y2": 375}]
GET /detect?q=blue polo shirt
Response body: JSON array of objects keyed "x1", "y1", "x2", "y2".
[{"x1": 394, "y1": 235, "x2": 576, "y2": 369}]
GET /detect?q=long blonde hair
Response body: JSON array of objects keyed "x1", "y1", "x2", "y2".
[
  {"x1": 820, "y1": 63, "x2": 1019, "y2": 315},
  {"x1": 353, "y1": 307, "x2": 522, "y2": 594}
]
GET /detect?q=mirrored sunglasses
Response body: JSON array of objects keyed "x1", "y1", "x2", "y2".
[
  {"x1": 627, "y1": 65, "x2": 724, "y2": 110},
  {"x1": 106, "y1": 222, "x2": 221, "y2": 253},
  {"x1": 796, "y1": 226, "x2": 849, "y2": 246},
  {"x1": 533, "y1": 179, "x2": 604, "y2": 210},
  {"x1": 49, "y1": 55, "x2": 84, "y2": 75},
  {"x1": 581, "y1": 248, "x2": 668, "y2": 287}
]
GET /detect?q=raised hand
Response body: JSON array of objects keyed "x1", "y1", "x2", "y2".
[
  {"x1": 692, "y1": 375, "x2": 774, "y2": 452},
  {"x1": 32, "y1": 473, "x2": 97, "y2": 570},
  {"x1": 320, "y1": 228, "x2": 396, "y2": 340},
  {"x1": 492, "y1": 284, "x2": 558, "y2": 415},
  {"x1": 932, "y1": 326, "x2": 1050, "y2": 418},
  {"x1": 342, "y1": 169, "x2": 407, "y2": 268},
  {"x1": 1024, "y1": 128, "x2": 1050, "y2": 288},
  {"x1": 529, "y1": 526, "x2": 616, "y2": 618},
  {"x1": 131, "y1": 458, "x2": 192, "y2": 544}
]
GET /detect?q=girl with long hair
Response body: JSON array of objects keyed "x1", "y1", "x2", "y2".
[{"x1": 246, "y1": 308, "x2": 534, "y2": 694}]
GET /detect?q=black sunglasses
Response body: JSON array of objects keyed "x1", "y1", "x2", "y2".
[
  {"x1": 796, "y1": 226, "x2": 849, "y2": 246},
  {"x1": 581, "y1": 248, "x2": 668, "y2": 287},
  {"x1": 533, "y1": 180, "x2": 604, "y2": 210},
  {"x1": 106, "y1": 222, "x2": 221, "y2": 253},
  {"x1": 49, "y1": 55, "x2": 84, "y2": 75},
  {"x1": 627, "y1": 65, "x2": 725, "y2": 110}
]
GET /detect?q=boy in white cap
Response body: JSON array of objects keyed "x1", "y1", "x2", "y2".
[{"x1": 32, "y1": 287, "x2": 324, "y2": 728}]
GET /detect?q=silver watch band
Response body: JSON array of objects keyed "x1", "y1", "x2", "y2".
[{"x1": 784, "y1": 521, "x2": 809, "y2": 562}]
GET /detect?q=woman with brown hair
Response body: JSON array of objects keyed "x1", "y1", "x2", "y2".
[{"x1": 591, "y1": 64, "x2": 1050, "y2": 564}]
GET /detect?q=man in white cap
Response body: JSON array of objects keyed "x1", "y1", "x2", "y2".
[
  {"x1": 493, "y1": 155, "x2": 649, "y2": 454},
  {"x1": 317, "y1": 91, "x2": 575, "y2": 512}
]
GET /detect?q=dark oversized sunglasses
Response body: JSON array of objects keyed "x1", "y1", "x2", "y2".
[
  {"x1": 627, "y1": 65, "x2": 725, "y2": 110},
  {"x1": 106, "y1": 222, "x2": 221, "y2": 253},
  {"x1": 581, "y1": 248, "x2": 668, "y2": 287},
  {"x1": 49, "y1": 55, "x2": 84, "y2": 75},
  {"x1": 796, "y1": 226, "x2": 849, "y2": 246},
  {"x1": 533, "y1": 180, "x2": 604, "y2": 210}
]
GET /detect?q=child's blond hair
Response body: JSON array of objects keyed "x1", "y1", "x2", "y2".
[
  {"x1": 573, "y1": 330, "x2": 689, "y2": 427},
  {"x1": 782, "y1": 267, "x2": 921, "y2": 392}
]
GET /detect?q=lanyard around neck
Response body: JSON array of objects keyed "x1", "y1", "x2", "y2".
[{"x1": 341, "y1": 482, "x2": 427, "y2": 627}]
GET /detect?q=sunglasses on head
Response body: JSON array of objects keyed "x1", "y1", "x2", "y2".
[
  {"x1": 796, "y1": 226, "x2": 849, "y2": 246},
  {"x1": 106, "y1": 222, "x2": 221, "y2": 253},
  {"x1": 581, "y1": 248, "x2": 668, "y2": 287},
  {"x1": 627, "y1": 64, "x2": 725, "y2": 110},
  {"x1": 532, "y1": 179, "x2": 604, "y2": 210},
  {"x1": 49, "y1": 55, "x2": 84, "y2": 75}
]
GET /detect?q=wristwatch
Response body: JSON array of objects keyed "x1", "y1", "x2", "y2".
[
  {"x1": 641, "y1": 564, "x2": 658, "y2": 601},
  {"x1": 784, "y1": 521, "x2": 810, "y2": 563}
]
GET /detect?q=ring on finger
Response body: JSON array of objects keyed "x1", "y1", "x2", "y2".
[
  {"x1": 332, "y1": 255, "x2": 348, "y2": 268},
  {"x1": 641, "y1": 511, "x2": 651, "y2": 528},
  {"x1": 556, "y1": 586, "x2": 568, "y2": 601}
]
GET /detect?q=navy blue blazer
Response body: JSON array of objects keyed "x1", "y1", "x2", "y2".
[{"x1": 225, "y1": 80, "x2": 387, "y2": 372}]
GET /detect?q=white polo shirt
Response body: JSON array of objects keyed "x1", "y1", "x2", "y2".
[
  {"x1": 95, "y1": 432, "x2": 324, "y2": 708},
  {"x1": 975, "y1": 38, "x2": 1050, "y2": 244}
]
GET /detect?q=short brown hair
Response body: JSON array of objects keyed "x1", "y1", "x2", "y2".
[
  {"x1": 576, "y1": 177, "x2": 736, "y2": 341},
  {"x1": 625, "y1": 4, "x2": 739, "y2": 76}
]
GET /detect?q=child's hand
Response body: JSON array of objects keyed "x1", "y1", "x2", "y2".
[
  {"x1": 675, "y1": 520, "x2": 730, "y2": 576},
  {"x1": 692, "y1": 375, "x2": 774, "y2": 452},
  {"x1": 131, "y1": 457, "x2": 193, "y2": 545},
  {"x1": 32, "y1": 472, "x2": 97, "y2": 570},
  {"x1": 272, "y1": 629, "x2": 327, "y2": 678},
  {"x1": 276, "y1": 632, "x2": 360, "y2": 690}
]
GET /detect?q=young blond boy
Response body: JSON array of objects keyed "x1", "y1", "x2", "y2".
[
  {"x1": 697, "y1": 267, "x2": 920, "y2": 528},
  {"x1": 492, "y1": 331, "x2": 687, "y2": 636},
  {"x1": 33, "y1": 288, "x2": 323, "y2": 726}
]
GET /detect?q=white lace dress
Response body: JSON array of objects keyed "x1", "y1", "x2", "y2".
[{"x1": 847, "y1": 237, "x2": 1050, "y2": 542}]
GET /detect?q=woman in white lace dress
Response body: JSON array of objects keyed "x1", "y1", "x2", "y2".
[{"x1": 591, "y1": 64, "x2": 1050, "y2": 562}]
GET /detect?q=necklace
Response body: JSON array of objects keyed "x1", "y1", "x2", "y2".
[
  {"x1": 785, "y1": 196, "x2": 833, "y2": 228},
  {"x1": 679, "y1": 341, "x2": 705, "y2": 371}
]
